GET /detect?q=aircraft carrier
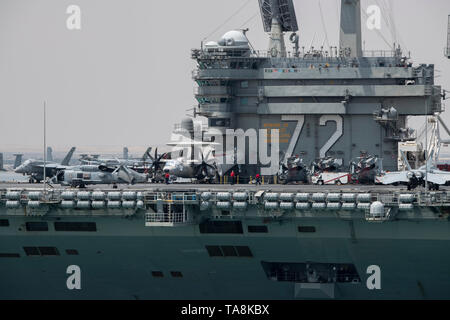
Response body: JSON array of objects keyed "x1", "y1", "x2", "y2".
[{"x1": 1, "y1": 0, "x2": 450, "y2": 299}]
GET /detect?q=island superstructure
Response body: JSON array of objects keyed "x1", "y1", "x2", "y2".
[
  {"x1": 192, "y1": 0, "x2": 442, "y2": 177},
  {"x1": 0, "y1": 0, "x2": 449, "y2": 300}
]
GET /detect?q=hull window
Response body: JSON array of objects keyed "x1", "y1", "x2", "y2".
[
  {"x1": 151, "y1": 271, "x2": 164, "y2": 278},
  {"x1": 54, "y1": 222, "x2": 97, "y2": 232},
  {"x1": 248, "y1": 225, "x2": 268, "y2": 233},
  {"x1": 170, "y1": 271, "x2": 183, "y2": 278},
  {"x1": 25, "y1": 222, "x2": 48, "y2": 232},
  {"x1": 261, "y1": 261, "x2": 361, "y2": 284},
  {"x1": 0, "y1": 253, "x2": 20, "y2": 258},
  {"x1": 298, "y1": 226, "x2": 316, "y2": 233},
  {"x1": 199, "y1": 220, "x2": 243, "y2": 234},
  {"x1": 205, "y1": 245, "x2": 253, "y2": 258},
  {"x1": 66, "y1": 249, "x2": 79, "y2": 255},
  {"x1": 23, "y1": 246, "x2": 60, "y2": 256}
]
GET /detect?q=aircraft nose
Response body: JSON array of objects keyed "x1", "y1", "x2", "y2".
[{"x1": 14, "y1": 166, "x2": 23, "y2": 173}]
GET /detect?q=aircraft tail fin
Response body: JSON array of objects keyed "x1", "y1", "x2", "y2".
[
  {"x1": 426, "y1": 149, "x2": 435, "y2": 170},
  {"x1": 142, "y1": 147, "x2": 152, "y2": 161},
  {"x1": 0, "y1": 153, "x2": 4, "y2": 171},
  {"x1": 13, "y1": 154, "x2": 23, "y2": 169},
  {"x1": 123, "y1": 147, "x2": 129, "y2": 160},
  {"x1": 47, "y1": 147, "x2": 53, "y2": 162},
  {"x1": 61, "y1": 147, "x2": 76, "y2": 166}
]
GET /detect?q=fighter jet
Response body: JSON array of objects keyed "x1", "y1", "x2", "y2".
[
  {"x1": 380, "y1": 150, "x2": 450, "y2": 190},
  {"x1": 349, "y1": 154, "x2": 379, "y2": 184},
  {"x1": 59, "y1": 164, "x2": 148, "y2": 188},
  {"x1": 278, "y1": 156, "x2": 309, "y2": 184},
  {"x1": 13, "y1": 154, "x2": 23, "y2": 170},
  {"x1": 15, "y1": 147, "x2": 76, "y2": 183},
  {"x1": 79, "y1": 147, "x2": 153, "y2": 169}
]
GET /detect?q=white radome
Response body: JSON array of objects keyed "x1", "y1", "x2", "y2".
[
  {"x1": 219, "y1": 30, "x2": 249, "y2": 47},
  {"x1": 204, "y1": 41, "x2": 218, "y2": 48}
]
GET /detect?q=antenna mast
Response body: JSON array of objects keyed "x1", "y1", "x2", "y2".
[
  {"x1": 446, "y1": 15, "x2": 450, "y2": 59},
  {"x1": 339, "y1": 0, "x2": 363, "y2": 58},
  {"x1": 258, "y1": 0, "x2": 299, "y2": 58},
  {"x1": 43, "y1": 101, "x2": 47, "y2": 196}
]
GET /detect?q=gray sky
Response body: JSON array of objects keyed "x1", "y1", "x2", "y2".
[{"x1": 0, "y1": 0, "x2": 449, "y2": 154}]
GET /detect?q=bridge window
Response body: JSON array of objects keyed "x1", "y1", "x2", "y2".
[
  {"x1": 210, "y1": 118, "x2": 231, "y2": 127},
  {"x1": 0, "y1": 219, "x2": 9, "y2": 227},
  {"x1": 66, "y1": 249, "x2": 79, "y2": 255},
  {"x1": 152, "y1": 271, "x2": 164, "y2": 278}
]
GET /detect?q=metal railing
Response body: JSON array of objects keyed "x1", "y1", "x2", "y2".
[{"x1": 145, "y1": 212, "x2": 187, "y2": 224}]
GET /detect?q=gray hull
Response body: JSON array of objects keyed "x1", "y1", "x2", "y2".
[{"x1": 1, "y1": 211, "x2": 449, "y2": 300}]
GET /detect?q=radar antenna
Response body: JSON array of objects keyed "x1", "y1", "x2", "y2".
[{"x1": 258, "y1": 0, "x2": 298, "y2": 57}]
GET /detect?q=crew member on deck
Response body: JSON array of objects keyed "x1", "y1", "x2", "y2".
[
  {"x1": 255, "y1": 173, "x2": 261, "y2": 185},
  {"x1": 165, "y1": 172, "x2": 170, "y2": 184},
  {"x1": 230, "y1": 170, "x2": 235, "y2": 185}
]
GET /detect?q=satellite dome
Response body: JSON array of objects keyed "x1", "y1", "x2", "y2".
[
  {"x1": 370, "y1": 201, "x2": 385, "y2": 217},
  {"x1": 218, "y1": 30, "x2": 249, "y2": 47}
]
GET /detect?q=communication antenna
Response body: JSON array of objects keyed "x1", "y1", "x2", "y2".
[
  {"x1": 258, "y1": 0, "x2": 299, "y2": 57},
  {"x1": 446, "y1": 15, "x2": 450, "y2": 59},
  {"x1": 43, "y1": 101, "x2": 47, "y2": 196}
]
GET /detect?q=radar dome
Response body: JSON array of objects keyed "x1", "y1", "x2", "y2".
[{"x1": 218, "y1": 30, "x2": 249, "y2": 47}]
